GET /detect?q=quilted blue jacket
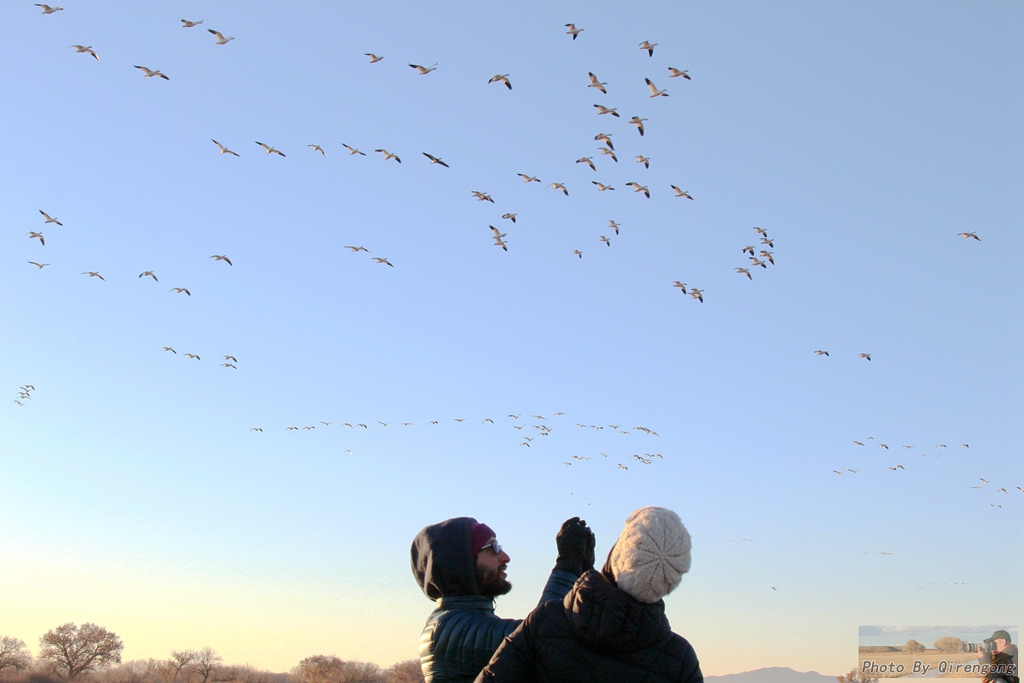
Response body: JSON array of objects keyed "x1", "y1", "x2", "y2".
[{"x1": 418, "y1": 570, "x2": 578, "y2": 683}]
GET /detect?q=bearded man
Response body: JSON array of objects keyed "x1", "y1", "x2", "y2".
[{"x1": 410, "y1": 516, "x2": 595, "y2": 683}]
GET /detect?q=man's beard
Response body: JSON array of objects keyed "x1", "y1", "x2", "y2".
[{"x1": 476, "y1": 564, "x2": 512, "y2": 597}]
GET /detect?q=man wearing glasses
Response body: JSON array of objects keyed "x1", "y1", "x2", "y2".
[{"x1": 411, "y1": 516, "x2": 595, "y2": 683}]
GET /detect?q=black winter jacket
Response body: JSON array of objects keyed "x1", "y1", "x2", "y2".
[
  {"x1": 474, "y1": 570, "x2": 703, "y2": 683},
  {"x1": 412, "y1": 517, "x2": 578, "y2": 683}
]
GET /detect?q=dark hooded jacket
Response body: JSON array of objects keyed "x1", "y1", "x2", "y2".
[
  {"x1": 412, "y1": 517, "x2": 578, "y2": 683},
  {"x1": 473, "y1": 570, "x2": 703, "y2": 683}
]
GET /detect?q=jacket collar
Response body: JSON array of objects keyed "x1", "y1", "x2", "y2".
[{"x1": 436, "y1": 596, "x2": 495, "y2": 611}]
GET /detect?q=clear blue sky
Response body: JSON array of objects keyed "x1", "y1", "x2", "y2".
[{"x1": 2, "y1": 0, "x2": 1021, "y2": 675}]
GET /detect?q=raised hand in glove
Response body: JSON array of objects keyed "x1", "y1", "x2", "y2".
[{"x1": 554, "y1": 516, "x2": 596, "y2": 576}]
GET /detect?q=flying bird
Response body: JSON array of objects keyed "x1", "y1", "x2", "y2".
[
  {"x1": 373, "y1": 257, "x2": 394, "y2": 267},
  {"x1": 69, "y1": 45, "x2": 99, "y2": 60},
  {"x1": 645, "y1": 78, "x2": 668, "y2": 97},
  {"x1": 422, "y1": 152, "x2": 449, "y2": 167},
  {"x1": 28, "y1": 261, "x2": 50, "y2": 269},
  {"x1": 689, "y1": 289, "x2": 704, "y2": 303},
  {"x1": 636, "y1": 155, "x2": 650, "y2": 168},
  {"x1": 208, "y1": 29, "x2": 234, "y2": 45},
  {"x1": 598, "y1": 147, "x2": 618, "y2": 163},
  {"x1": 749, "y1": 257, "x2": 767, "y2": 269},
  {"x1": 668, "y1": 67, "x2": 691, "y2": 80},
  {"x1": 342, "y1": 143, "x2": 366, "y2": 156},
  {"x1": 609, "y1": 220, "x2": 620, "y2": 234},
  {"x1": 572, "y1": 250, "x2": 583, "y2": 259},
  {"x1": 565, "y1": 24, "x2": 583, "y2": 40},
  {"x1": 859, "y1": 353, "x2": 872, "y2": 361},
  {"x1": 39, "y1": 210, "x2": 62, "y2": 225},
  {"x1": 162, "y1": 347, "x2": 176, "y2": 354},
  {"x1": 502, "y1": 213, "x2": 517, "y2": 223},
  {"x1": 958, "y1": 232, "x2": 980, "y2": 241},
  {"x1": 587, "y1": 72, "x2": 607, "y2": 94},
  {"x1": 628, "y1": 116, "x2": 647, "y2": 136},
  {"x1": 181, "y1": 19, "x2": 203, "y2": 27},
  {"x1": 223, "y1": 355, "x2": 237, "y2": 362},
  {"x1": 639, "y1": 40, "x2": 658, "y2": 57},
  {"x1": 625, "y1": 182, "x2": 650, "y2": 198},
  {"x1": 472, "y1": 190, "x2": 495, "y2": 202},
  {"x1": 210, "y1": 254, "x2": 232, "y2": 266},
  {"x1": 488, "y1": 74, "x2": 512, "y2": 90},
  {"x1": 170, "y1": 287, "x2": 191, "y2": 295},
  {"x1": 736, "y1": 267, "x2": 752, "y2": 280},
  {"x1": 212, "y1": 139, "x2": 239, "y2": 156},
  {"x1": 82, "y1": 271, "x2": 105, "y2": 281},
  {"x1": 594, "y1": 133, "x2": 614, "y2": 149},
  {"x1": 409, "y1": 63, "x2": 437, "y2": 75},
  {"x1": 255, "y1": 141, "x2": 285, "y2": 156},
  {"x1": 135, "y1": 65, "x2": 169, "y2": 80},
  {"x1": 550, "y1": 182, "x2": 569, "y2": 196},
  {"x1": 139, "y1": 271, "x2": 158, "y2": 281},
  {"x1": 375, "y1": 149, "x2": 401, "y2": 163},
  {"x1": 576, "y1": 157, "x2": 596, "y2": 171},
  {"x1": 592, "y1": 181, "x2": 614, "y2": 192},
  {"x1": 308, "y1": 144, "x2": 326, "y2": 157},
  {"x1": 814, "y1": 350, "x2": 829, "y2": 356},
  {"x1": 27, "y1": 232, "x2": 45, "y2": 245},
  {"x1": 593, "y1": 104, "x2": 619, "y2": 117},
  {"x1": 760, "y1": 250, "x2": 775, "y2": 265},
  {"x1": 365, "y1": 53, "x2": 384, "y2": 63},
  {"x1": 250, "y1": 427, "x2": 263, "y2": 432},
  {"x1": 670, "y1": 186, "x2": 693, "y2": 199},
  {"x1": 344, "y1": 245, "x2": 369, "y2": 253},
  {"x1": 221, "y1": 363, "x2": 236, "y2": 368},
  {"x1": 36, "y1": 4, "x2": 63, "y2": 13},
  {"x1": 517, "y1": 173, "x2": 540, "y2": 183}
]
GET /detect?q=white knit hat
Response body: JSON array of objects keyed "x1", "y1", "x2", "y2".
[{"x1": 608, "y1": 507, "x2": 691, "y2": 603}]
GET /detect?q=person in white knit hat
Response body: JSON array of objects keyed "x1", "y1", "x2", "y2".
[
  {"x1": 475, "y1": 506, "x2": 702, "y2": 683},
  {"x1": 605, "y1": 505, "x2": 692, "y2": 603}
]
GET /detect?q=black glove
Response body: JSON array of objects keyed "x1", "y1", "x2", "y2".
[{"x1": 554, "y1": 517, "x2": 596, "y2": 576}]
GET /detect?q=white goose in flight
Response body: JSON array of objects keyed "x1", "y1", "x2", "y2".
[
  {"x1": 70, "y1": 45, "x2": 99, "y2": 61},
  {"x1": 208, "y1": 29, "x2": 234, "y2": 45},
  {"x1": 645, "y1": 78, "x2": 668, "y2": 97}
]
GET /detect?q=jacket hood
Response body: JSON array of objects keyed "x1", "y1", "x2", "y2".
[
  {"x1": 565, "y1": 570, "x2": 671, "y2": 653},
  {"x1": 411, "y1": 517, "x2": 479, "y2": 599}
]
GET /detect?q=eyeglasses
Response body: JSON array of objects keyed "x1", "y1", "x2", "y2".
[{"x1": 479, "y1": 541, "x2": 502, "y2": 555}]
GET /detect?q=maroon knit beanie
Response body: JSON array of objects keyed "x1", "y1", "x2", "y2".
[{"x1": 470, "y1": 522, "x2": 496, "y2": 561}]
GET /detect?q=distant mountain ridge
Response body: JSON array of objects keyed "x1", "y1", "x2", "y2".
[{"x1": 705, "y1": 667, "x2": 839, "y2": 683}]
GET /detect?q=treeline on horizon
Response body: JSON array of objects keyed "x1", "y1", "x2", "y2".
[{"x1": 0, "y1": 624, "x2": 423, "y2": 683}]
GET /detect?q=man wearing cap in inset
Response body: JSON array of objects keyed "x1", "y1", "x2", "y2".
[
  {"x1": 411, "y1": 516, "x2": 595, "y2": 683},
  {"x1": 475, "y1": 506, "x2": 703, "y2": 683},
  {"x1": 979, "y1": 630, "x2": 1018, "y2": 683}
]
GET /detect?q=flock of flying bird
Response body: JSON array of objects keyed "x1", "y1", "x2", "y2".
[
  {"x1": 832, "y1": 437, "x2": 1018, "y2": 509},
  {"x1": 25, "y1": 7, "x2": 984, "y2": 300},
  {"x1": 19, "y1": 7, "x2": 999, "y2": 475},
  {"x1": 25, "y1": 205, "x2": 233, "y2": 292},
  {"x1": 247, "y1": 412, "x2": 664, "y2": 473}
]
